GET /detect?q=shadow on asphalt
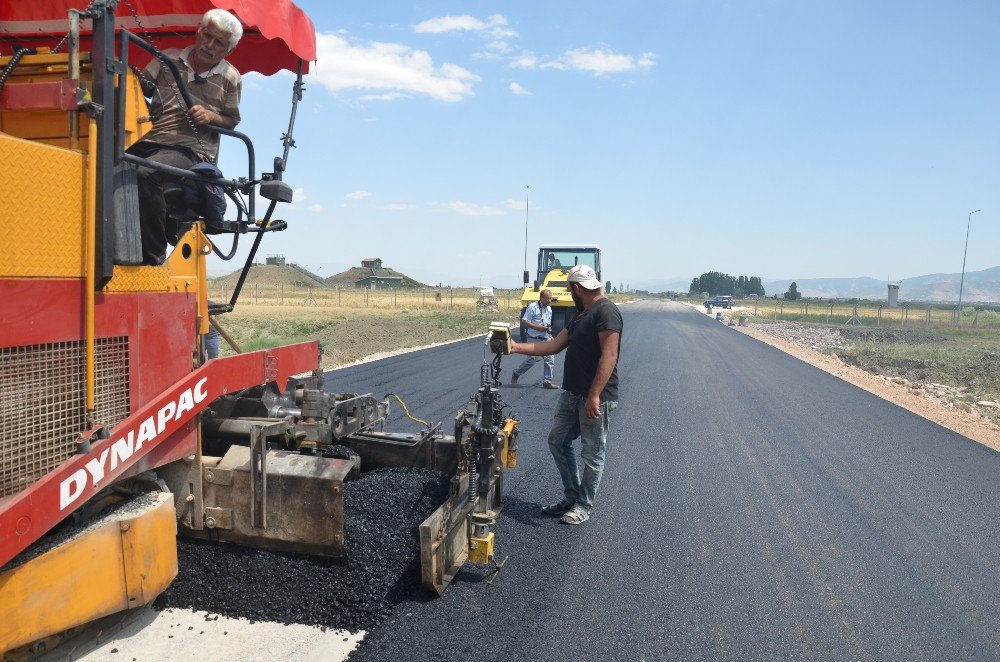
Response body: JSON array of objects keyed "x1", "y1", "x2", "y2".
[{"x1": 498, "y1": 494, "x2": 548, "y2": 528}]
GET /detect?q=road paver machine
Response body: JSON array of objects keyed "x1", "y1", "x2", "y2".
[{"x1": 0, "y1": 1, "x2": 518, "y2": 653}]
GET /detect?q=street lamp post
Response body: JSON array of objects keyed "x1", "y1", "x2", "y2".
[{"x1": 957, "y1": 208, "x2": 982, "y2": 313}]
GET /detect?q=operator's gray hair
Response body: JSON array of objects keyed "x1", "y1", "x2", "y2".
[{"x1": 200, "y1": 8, "x2": 244, "y2": 52}]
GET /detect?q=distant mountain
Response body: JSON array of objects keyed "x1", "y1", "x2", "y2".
[
  {"x1": 763, "y1": 266, "x2": 1000, "y2": 303},
  {"x1": 628, "y1": 278, "x2": 691, "y2": 293}
]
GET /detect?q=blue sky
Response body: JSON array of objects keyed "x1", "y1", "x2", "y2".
[{"x1": 214, "y1": 1, "x2": 1000, "y2": 290}]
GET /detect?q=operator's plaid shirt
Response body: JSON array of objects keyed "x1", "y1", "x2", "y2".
[{"x1": 140, "y1": 46, "x2": 241, "y2": 162}]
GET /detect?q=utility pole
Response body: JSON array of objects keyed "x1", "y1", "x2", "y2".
[
  {"x1": 523, "y1": 185, "x2": 530, "y2": 278},
  {"x1": 957, "y1": 208, "x2": 981, "y2": 312}
]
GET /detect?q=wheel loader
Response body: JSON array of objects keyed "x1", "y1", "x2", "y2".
[
  {"x1": 0, "y1": 1, "x2": 517, "y2": 654},
  {"x1": 519, "y1": 244, "x2": 602, "y2": 338}
]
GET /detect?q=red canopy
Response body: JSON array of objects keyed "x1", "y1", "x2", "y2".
[{"x1": 0, "y1": 0, "x2": 316, "y2": 75}]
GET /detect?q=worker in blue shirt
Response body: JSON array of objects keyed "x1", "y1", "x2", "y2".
[{"x1": 511, "y1": 289, "x2": 557, "y2": 388}]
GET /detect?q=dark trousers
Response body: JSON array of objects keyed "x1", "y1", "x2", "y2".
[{"x1": 129, "y1": 142, "x2": 200, "y2": 265}]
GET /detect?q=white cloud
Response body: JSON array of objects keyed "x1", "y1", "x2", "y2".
[
  {"x1": 509, "y1": 53, "x2": 538, "y2": 70},
  {"x1": 448, "y1": 201, "x2": 506, "y2": 217},
  {"x1": 414, "y1": 14, "x2": 517, "y2": 40},
  {"x1": 486, "y1": 40, "x2": 511, "y2": 53},
  {"x1": 414, "y1": 15, "x2": 486, "y2": 33},
  {"x1": 638, "y1": 52, "x2": 656, "y2": 68},
  {"x1": 307, "y1": 204, "x2": 323, "y2": 213},
  {"x1": 485, "y1": 15, "x2": 518, "y2": 39},
  {"x1": 312, "y1": 32, "x2": 479, "y2": 102},
  {"x1": 508, "y1": 82, "x2": 532, "y2": 96},
  {"x1": 345, "y1": 190, "x2": 373, "y2": 200},
  {"x1": 384, "y1": 203, "x2": 413, "y2": 211},
  {"x1": 544, "y1": 47, "x2": 657, "y2": 76},
  {"x1": 505, "y1": 198, "x2": 525, "y2": 211},
  {"x1": 288, "y1": 187, "x2": 307, "y2": 210},
  {"x1": 359, "y1": 92, "x2": 411, "y2": 101}
]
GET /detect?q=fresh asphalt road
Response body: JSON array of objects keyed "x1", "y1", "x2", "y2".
[{"x1": 330, "y1": 300, "x2": 1000, "y2": 661}]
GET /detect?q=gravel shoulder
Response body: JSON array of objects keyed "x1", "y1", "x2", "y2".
[{"x1": 709, "y1": 311, "x2": 1000, "y2": 453}]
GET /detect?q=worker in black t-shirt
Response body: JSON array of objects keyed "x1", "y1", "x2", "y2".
[{"x1": 509, "y1": 264, "x2": 623, "y2": 525}]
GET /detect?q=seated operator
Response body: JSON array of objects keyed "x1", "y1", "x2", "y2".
[{"x1": 130, "y1": 9, "x2": 243, "y2": 265}]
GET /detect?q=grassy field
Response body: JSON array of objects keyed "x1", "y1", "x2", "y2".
[
  {"x1": 836, "y1": 326, "x2": 1000, "y2": 400},
  {"x1": 744, "y1": 317, "x2": 1000, "y2": 424},
  {"x1": 215, "y1": 306, "x2": 520, "y2": 368},
  {"x1": 704, "y1": 297, "x2": 1000, "y2": 328},
  {"x1": 214, "y1": 291, "x2": 631, "y2": 367},
  {"x1": 216, "y1": 295, "x2": 1000, "y2": 423},
  {"x1": 210, "y1": 284, "x2": 526, "y2": 311},
  {"x1": 212, "y1": 284, "x2": 630, "y2": 311},
  {"x1": 739, "y1": 299, "x2": 1000, "y2": 418}
]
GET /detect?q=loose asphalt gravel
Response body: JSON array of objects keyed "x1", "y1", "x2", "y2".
[
  {"x1": 155, "y1": 468, "x2": 449, "y2": 631},
  {"x1": 326, "y1": 300, "x2": 999, "y2": 661}
]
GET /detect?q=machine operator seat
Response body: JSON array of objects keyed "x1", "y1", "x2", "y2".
[{"x1": 112, "y1": 161, "x2": 236, "y2": 266}]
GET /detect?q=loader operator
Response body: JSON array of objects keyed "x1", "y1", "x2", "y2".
[
  {"x1": 511, "y1": 288, "x2": 557, "y2": 388},
  {"x1": 509, "y1": 264, "x2": 622, "y2": 526},
  {"x1": 130, "y1": 9, "x2": 244, "y2": 265}
]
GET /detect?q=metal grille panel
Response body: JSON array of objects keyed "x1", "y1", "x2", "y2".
[{"x1": 1, "y1": 338, "x2": 130, "y2": 498}]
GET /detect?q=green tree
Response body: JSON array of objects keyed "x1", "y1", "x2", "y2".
[
  {"x1": 783, "y1": 282, "x2": 802, "y2": 300},
  {"x1": 689, "y1": 271, "x2": 766, "y2": 297}
]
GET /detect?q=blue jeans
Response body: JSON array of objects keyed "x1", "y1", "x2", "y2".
[
  {"x1": 513, "y1": 336, "x2": 555, "y2": 383},
  {"x1": 203, "y1": 327, "x2": 220, "y2": 359},
  {"x1": 547, "y1": 391, "x2": 618, "y2": 512}
]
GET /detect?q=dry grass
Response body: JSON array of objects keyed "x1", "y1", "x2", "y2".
[
  {"x1": 737, "y1": 299, "x2": 1000, "y2": 328},
  {"x1": 214, "y1": 305, "x2": 519, "y2": 368},
  {"x1": 212, "y1": 291, "x2": 633, "y2": 368},
  {"x1": 210, "y1": 285, "x2": 524, "y2": 311}
]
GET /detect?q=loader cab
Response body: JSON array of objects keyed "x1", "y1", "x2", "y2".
[{"x1": 534, "y1": 245, "x2": 601, "y2": 287}]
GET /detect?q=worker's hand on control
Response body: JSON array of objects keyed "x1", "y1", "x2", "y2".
[
  {"x1": 584, "y1": 394, "x2": 601, "y2": 419},
  {"x1": 187, "y1": 104, "x2": 216, "y2": 126},
  {"x1": 508, "y1": 340, "x2": 522, "y2": 354}
]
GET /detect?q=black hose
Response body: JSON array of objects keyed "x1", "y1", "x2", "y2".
[
  {"x1": 211, "y1": 232, "x2": 240, "y2": 260},
  {"x1": 210, "y1": 189, "x2": 246, "y2": 260},
  {"x1": 0, "y1": 47, "x2": 36, "y2": 95}
]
